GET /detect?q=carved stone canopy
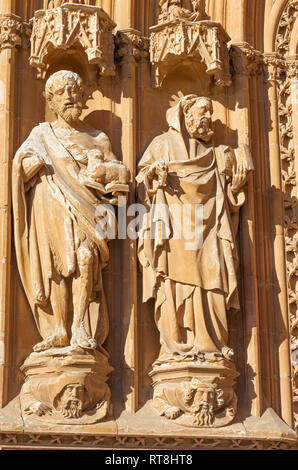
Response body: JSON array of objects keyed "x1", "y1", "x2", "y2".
[
  {"x1": 150, "y1": 19, "x2": 232, "y2": 88},
  {"x1": 30, "y1": 3, "x2": 116, "y2": 79}
]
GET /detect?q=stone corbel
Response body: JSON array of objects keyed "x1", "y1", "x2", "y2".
[
  {"x1": 230, "y1": 42, "x2": 263, "y2": 78},
  {"x1": 0, "y1": 14, "x2": 29, "y2": 52},
  {"x1": 263, "y1": 53, "x2": 286, "y2": 85},
  {"x1": 115, "y1": 29, "x2": 150, "y2": 66},
  {"x1": 29, "y1": 3, "x2": 116, "y2": 79},
  {"x1": 149, "y1": 19, "x2": 232, "y2": 88}
]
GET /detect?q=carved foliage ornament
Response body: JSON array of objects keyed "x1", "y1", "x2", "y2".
[
  {"x1": 263, "y1": 54, "x2": 285, "y2": 83},
  {"x1": 275, "y1": 0, "x2": 298, "y2": 432},
  {"x1": 30, "y1": 3, "x2": 116, "y2": 79},
  {"x1": 0, "y1": 14, "x2": 23, "y2": 51},
  {"x1": 276, "y1": 0, "x2": 298, "y2": 57}
]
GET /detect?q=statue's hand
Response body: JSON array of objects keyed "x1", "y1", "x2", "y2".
[
  {"x1": 147, "y1": 160, "x2": 168, "y2": 187},
  {"x1": 27, "y1": 401, "x2": 52, "y2": 417},
  {"x1": 22, "y1": 152, "x2": 45, "y2": 183},
  {"x1": 231, "y1": 163, "x2": 248, "y2": 194}
]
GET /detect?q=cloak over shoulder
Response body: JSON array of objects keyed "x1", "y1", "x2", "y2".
[
  {"x1": 136, "y1": 103, "x2": 244, "y2": 312},
  {"x1": 12, "y1": 122, "x2": 110, "y2": 342}
]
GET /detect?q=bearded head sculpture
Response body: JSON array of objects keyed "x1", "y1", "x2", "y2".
[{"x1": 44, "y1": 70, "x2": 85, "y2": 125}]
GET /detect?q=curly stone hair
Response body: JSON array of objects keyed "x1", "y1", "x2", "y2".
[
  {"x1": 44, "y1": 70, "x2": 83, "y2": 101},
  {"x1": 181, "y1": 95, "x2": 213, "y2": 116}
]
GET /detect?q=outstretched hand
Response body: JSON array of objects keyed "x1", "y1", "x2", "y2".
[{"x1": 28, "y1": 401, "x2": 52, "y2": 417}]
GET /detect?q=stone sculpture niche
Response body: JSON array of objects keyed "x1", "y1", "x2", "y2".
[
  {"x1": 136, "y1": 94, "x2": 254, "y2": 427},
  {"x1": 12, "y1": 70, "x2": 130, "y2": 424},
  {"x1": 150, "y1": 0, "x2": 231, "y2": 87}
]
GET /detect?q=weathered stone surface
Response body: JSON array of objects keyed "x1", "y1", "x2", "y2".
[
  {"x1": 136, "y1": 94, "x2": 253, "y2": 427},
  {"x1": 11, "y1": 69, "x2": 130, "y2": 426},
  {"x1": 30, "y1": 3, "x2": 116, "y2": 79},
  {"x1": 0, "y1": 0, "x2": 297, "y2": 450}
]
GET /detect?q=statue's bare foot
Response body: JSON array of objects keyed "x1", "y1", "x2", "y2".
[
  {"x1": 33, "y1": 332, "x2": 68, "y2": 352},
  {"x1": 221, "y1": 346, "x2": 234, "y2": 360},
  {"x1": 71, "y1": 324, "x2": 97, "y2": 350}
]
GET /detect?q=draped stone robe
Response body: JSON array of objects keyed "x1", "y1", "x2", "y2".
[
  {"x1": 12, "y1": 122, "x2": 114, "y2": 346},
  {"x1": 137, "y1": 125, "x2": 245, "y2": 364}
]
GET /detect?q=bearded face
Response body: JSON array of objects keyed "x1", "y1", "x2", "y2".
[
  {"x1": 48, "y1": 77, "x2": 84, "y2": 124},
  {"x1": 184, "y1": 99, "x2": 214, "y2": 142},
  {"x1": 192, "y1": 401, "x2": 214, "y2": 426},
  {"x1": 61, "y1": 104, "x2": 82, "y2": 124},
  {"x1": 191, "y1": 387, "x2": 215, "y2": 426},
  {"x1": 58, "y1": 384, "x2": 85, "y2": 419},
  {"x1": 61, "y1": 397, "x2": 83, "y2": 419}
]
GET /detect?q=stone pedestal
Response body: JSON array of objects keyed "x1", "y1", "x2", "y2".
[
  {"x1": 150, "y1": 361, "x2": 239, "y2": 428},
  {"x1": 20, "y1": 347, "x2": 113, "y2": 425}
]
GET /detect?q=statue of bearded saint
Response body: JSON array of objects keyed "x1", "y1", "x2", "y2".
[
  {"x1": 45, "y1": 0, "x2": 85, "y2": 9},
  {"x1": 137, "y1": 94, "x2": 250, "y2": 369},
  {"x1": 12, "y1": 70, "x2": 129, "y2": 355},
  {"x1": 158, "y1": 0, "x2": 205, "y2": 22}
]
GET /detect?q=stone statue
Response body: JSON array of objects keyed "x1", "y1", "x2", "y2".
[
  {"x1": 136, "y1": 94, "x2": 253, "y2": 427},
  {"x1": 12, "y1": 70, "x2": 130, "y2": 423},
  {"x1": 158, "y1": 0, "x2": 205, "y2": 23},
  {"x1": 45, "y1": 0, "x2": 85, "y2": 9}
]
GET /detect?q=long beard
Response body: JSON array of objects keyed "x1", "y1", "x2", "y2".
[
  {"x1": 59, "y1": 105, "x2": 82, "y2": 124},
  {"x1": 185, "y1": 118, "x2": 214, "y2": 142},
  {"x1": 192, "y1": 403, "x2": 214, "y2": 426},
  {"x1": 61, "y1": 398, "x2": 83, "y2": 419}
]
